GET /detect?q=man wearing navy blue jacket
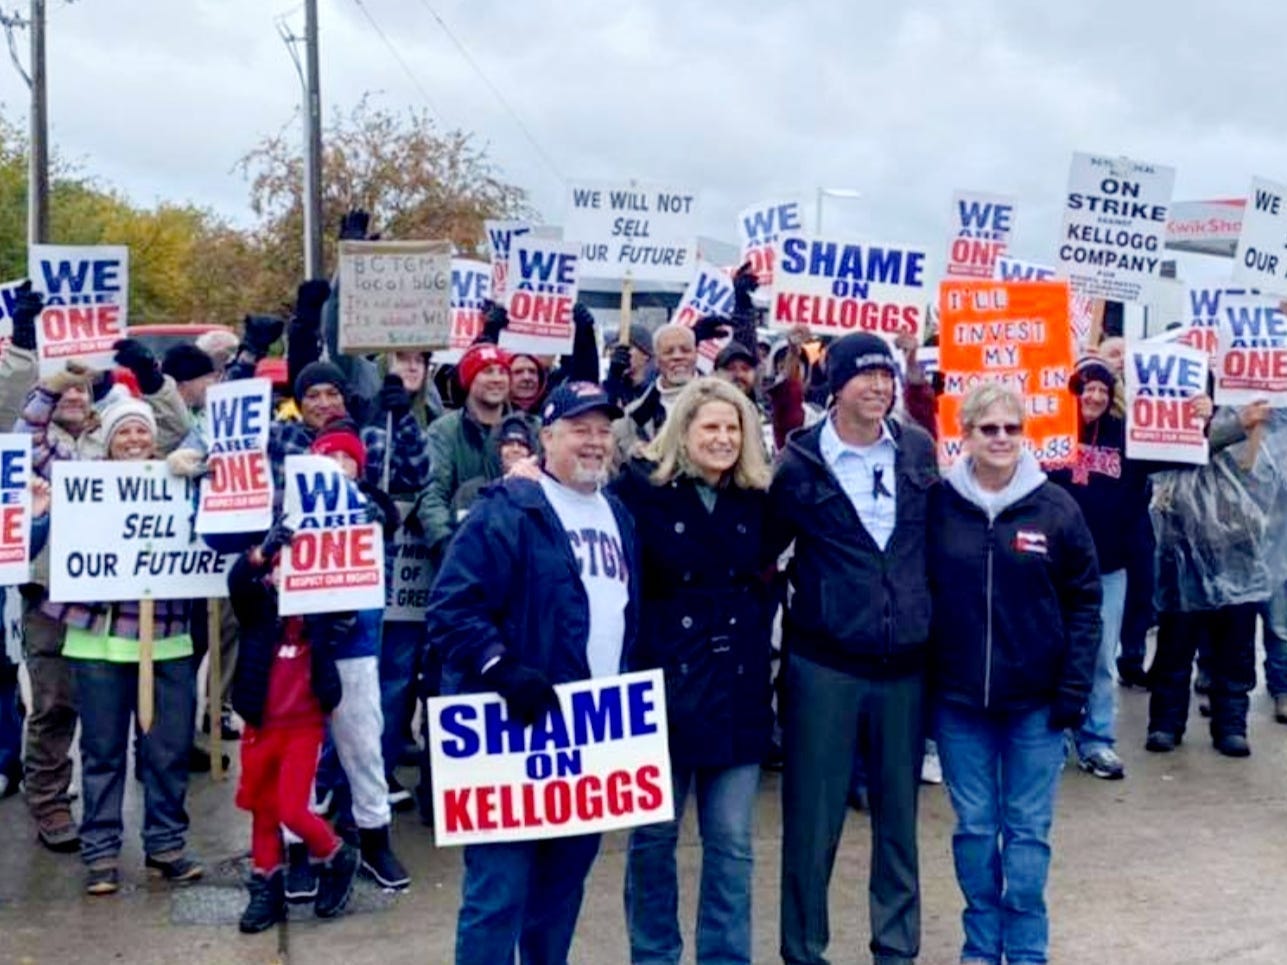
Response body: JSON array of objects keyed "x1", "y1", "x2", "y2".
[{"x1": 426, "y1": 381, "x2": 640, "y2": 965}]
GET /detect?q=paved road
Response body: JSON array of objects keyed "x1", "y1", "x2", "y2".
[{"x1": 2, "y1": 679, "x2": 1286, "y2": 964}]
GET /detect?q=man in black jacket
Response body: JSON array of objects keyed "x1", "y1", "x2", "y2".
[{"x1": 767, "y1": 333, "x2": 938, "y2": 965}]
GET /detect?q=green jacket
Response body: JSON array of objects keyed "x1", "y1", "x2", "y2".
[{"x1": 415, "y1": 405, "x2": 540, "y2": 552}]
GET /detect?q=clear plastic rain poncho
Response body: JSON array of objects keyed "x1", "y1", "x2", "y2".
[{"x1": 1151, "y1": 409, "x2": 1287, "y2": 613}]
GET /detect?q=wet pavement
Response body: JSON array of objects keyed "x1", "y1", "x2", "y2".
[{"x1": 2, "y1": 678, "x2": 1286, "y2": 963}]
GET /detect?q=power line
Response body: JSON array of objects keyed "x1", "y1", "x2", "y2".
[
  {"x1": 348, "y1": 0, "x2": 445, "y2": 123},
  {"x1": 413, "y1": 0, "x2": 564, "y2": 181}
]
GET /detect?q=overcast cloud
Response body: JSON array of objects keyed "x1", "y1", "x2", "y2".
[{"x1": 0, "y1": 0, "x2": 1280, "y2": 278}]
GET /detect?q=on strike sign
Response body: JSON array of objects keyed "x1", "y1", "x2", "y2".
[
  {"x1": 1057, "y1": 153, "x2": 1174, "y2": 303},
  {"x1": 1214, "y1": 296, "x2": 1287, "y2": 406},
  {"x1": 939, "y1": 280, "x2": 1078, "y2": 466},
  {"x1": 739, "y1": 198, "x2": 805, "y2": 287},
  {"x1": 500, "y1": 238, "x2": 579, "y2": 356},
  {"x1": 946, "y1": 191, "x2": 1016, "y2": 278},
  {"x1": 426, "y1": 670, "x2": 673, "y2": 846},
  {"x1": 565, "y1": 180, "x2": 698, "y2": 283},
  {"x1": 1126, "y1": 339, "x2": 1209, "y2": 464},
  {"x1": 49, "y1": 461, "x2": 235, "y2": 602},
  {"x1": 0, "y1": 435, "x2": 31, "y2": 587},
  {"x1": 280, "y1": 456, "x2": 384, "y2": 616},
  {"x1": 770, "y1": 236, "x2": 928, "y2": 339},
  {"x1": 338, "y1": 240, "x2": 452, "y2": 353},
  {"x1": 196, "y1": 379, "x2": 273, "y2": 535},
  {"x1": 28, "y1": 245, "x2": 129, "y2": 376},
  {"x1": 1231, "y1": 177, "x2": 1287, "y2": 295}
]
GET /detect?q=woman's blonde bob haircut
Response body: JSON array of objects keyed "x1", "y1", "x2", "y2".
[
  {"x1": 641, "y1": 376, "x2": 772, "y2": 490},
  {"x1": 958, "y1": 381, "x2": 1025, "y2": 433}
]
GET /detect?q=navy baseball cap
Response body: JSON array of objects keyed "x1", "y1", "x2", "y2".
[{"x1": 541, "y1": 381, "x2": 623, "y2": 426}]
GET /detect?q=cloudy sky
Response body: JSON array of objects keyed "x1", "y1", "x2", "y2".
[{"x1": 0, "y1": 0, "x2": 1279, "y2": 279}]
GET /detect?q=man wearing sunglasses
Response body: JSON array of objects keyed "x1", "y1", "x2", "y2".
[{"x1": 767, "y1": 331, "x2": 938, "y2": 965}]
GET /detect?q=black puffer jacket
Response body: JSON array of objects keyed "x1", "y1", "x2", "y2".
[
  {"x1": 766, "y1": 417, "x2": 939, "y2": 678},
  {"x1": 228, "y1": 552, "x2": 349, "y2": 728},
  {"x1": 610, "y1": 460, "x2": 774, "y2": 768},
  {"x1": 929, "y1": 454, "x2": 1102, "y2": 717}
]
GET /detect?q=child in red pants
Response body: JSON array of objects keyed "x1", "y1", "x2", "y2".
[{"x1": 229, "y1": 530, "x2": 360, "y2": 932}]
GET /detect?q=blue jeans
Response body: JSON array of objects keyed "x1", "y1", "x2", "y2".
[
  {"x1": 72, "y1": 657, "x2": 196, "y2": 865},
  {"x1": 456, "y1": 833, "x2": 601, "y2": 965},
  {"x1": 380, "y1": 621, "x2": 421, "y2": 778},
  {"x1": 936, "y1": 702, "x2": 1066, "y2": 965},
  {"x1": 1076, "y1": 569, "x2": 1126, "y2": 756},
  {"x1": 0, "y1": 657, "x2": 22, "y2": 782},
  {"x1": 624, "y1": 762, "x2": 759, "y2": 964},
  {"x1": 1262, "y1": 586, "x2": 1287, "y2": 697}
]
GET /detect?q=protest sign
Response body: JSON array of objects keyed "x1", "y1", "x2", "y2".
[
  {"x1": 565, "y1": 180, "x2": 698, "y2": 284},
  {"x1": 1214, "y1": 295, "x2": 1287, "y2": 406},
  {"x1": 1231, "y1": 177, "x2": 1287, "y2": 295},
  {"x1": 280, "y1": 455, "x2": 384, "y2": 616},
  {"x1": 994, "y1": 256, "x2": 1058, "y2": 282},
  {"x1": 386, "y1": 500, "x2": 432, "y2": 622},
  {"x1": 938, "y1": 280, "x2": 1078, "y2": 466},
  {"x1": 500, "y1": 238, "x2": 579, "y2": 356},
  {"x1": 0, "y1": 277, "x2": 26, "y2": 363},
  {"x1": 769, "y1": 236, "x2": 929, "y2": 340},
  {"x1": 0, "y1": 435, "x2": 31, "y2": 587},
  {"x1": 28, "y1": 245, "x2": 128, "y2": 376},
  {"x1": 196, "y1": 379, "x2": 273, "y2": 535},
  {"x1": 436, "y1": 259, "x2": 491, "y2": 365},
  {"x1": 1057, "y1": 153, "x2": 1175, "y2": 303},
  {"x1": 485, "y1": 220, "x2": 533, "y2": 304},
  {"x1": 738, "y1": 198, "x2": 806, "y2": 287},
  {"x1": 946, "y1": 191, "x2": 1016, "y2": 278},
  {"x1": 672, "y1": 261, "x2": 736, "y2": 372},
  {"x1": 1175, "y1": 286, "x2": 1251, "y2": 365},
  {"x1": 49, "y1": 461, "x2": 235, "y2": 602},
  {"x1": 337, "y1": 240, "x2": 452, "y2": 354},
  {"x1": 1125, "y1": 339, "x2": 1209, "y2": 464},
  {"x1": 426, "y1": 669, "x2": 673, "y2": 846}
]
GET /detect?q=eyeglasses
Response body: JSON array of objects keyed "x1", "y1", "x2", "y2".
[{"x1": 973, "y1": 423, "x2": 1023, "y2": 438}]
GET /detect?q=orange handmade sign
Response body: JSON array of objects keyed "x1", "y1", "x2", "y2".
[{"x1": 938, "y1": 280, "x2": 1078, "y2": 467}]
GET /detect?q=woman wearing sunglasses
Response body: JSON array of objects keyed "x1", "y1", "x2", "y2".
[{"x1": 928, "y1": 382, "x2": 1101, "y2": 965}]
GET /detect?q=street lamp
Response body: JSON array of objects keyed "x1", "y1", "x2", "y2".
[{"x1": 815, "y1": 186, "x2": 862, "y2": 233}]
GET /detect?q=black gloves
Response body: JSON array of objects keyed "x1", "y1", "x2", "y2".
[
  {"x1": 242, "y1": 314, "x2": 284, "y2": 357},
  {"x1": 258, "y1": 522, "x2": 295, "y2": 562},
  {"x1": 112, "y1": 338, "x2": 164, "y2": 394},
  {"x1": 733, "y1": 261, "x2": 758, "y2": 311},
  {"x1": 692, "y1": 315, "x2": 731, "y2": 344},
  {"x1": 481, "y1": 654, "x2": 559, "y2": 726},
  {"x1": 339, "y1": 209, "x2": 371, "y2": 241},
  {"x1": 572, "y1": 303, "x2": 595, "y2": 331},
  {"x1": 479, "y1": 300, "x2": 508, "y2": 344},
  {"x1": 294, "y1": 280, "x2": 332, "y2": 327},
  {"x1": 1049, "y1": 697, "x2": 1086, "y2": 732},
  {"x1": 607, "y1": 344, "x2": 632, "y2": 384},
  {"x1": 378, "y1": 373, "x2": 412, "y2": 420},
  {"x1": 11, "y1": 280, "x2": 42, "y2": 351}
]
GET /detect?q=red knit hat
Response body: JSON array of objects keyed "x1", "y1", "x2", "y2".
[
  {"x1": 310, "y1": 418, "x2": 367, "y2": 476},
  {"x1": 457, "y1": 343, "x2": 511, "y2": 392}
]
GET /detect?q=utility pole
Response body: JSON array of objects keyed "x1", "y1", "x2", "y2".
[
  {"x1": 29, "y1": 0, "x2": 47, "y2": 244},
  {"x1": 302, "y1": 0, "x2": 323, "y2": 280}
]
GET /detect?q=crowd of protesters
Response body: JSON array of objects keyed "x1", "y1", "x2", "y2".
[{"x1": 2, "y1": 210, "x2": 1286, "y2": 965}]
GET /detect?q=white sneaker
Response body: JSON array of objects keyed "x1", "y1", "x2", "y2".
[
  {"x1": 920, "y1": 743, "x2": 944, "y2": 785},
  {"x1": 310, "y1": 789, "x2": 334, "y2": 816}
]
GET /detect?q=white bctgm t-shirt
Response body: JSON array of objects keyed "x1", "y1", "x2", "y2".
[{"x1": 538, "y1": 474, "x2": 629, "y2": 678}]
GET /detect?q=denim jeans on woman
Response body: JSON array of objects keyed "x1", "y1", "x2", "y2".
[
  {"x1": 624, "y1": 762, "x2": 760, "y2": 964},
  {"x1": 936, "y1": 702, "x2": 1065, "y2": 965},
  {"x1": 1075, "y1": 568, "x2": 1126, "y2": 757}
]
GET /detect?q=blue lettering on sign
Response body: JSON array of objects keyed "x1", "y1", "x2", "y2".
[
  {"x1": 571, "y1": 188, "x2": 602, "y2": 209},
  {"x1": 452, "y1": 268, "x2": 487, "y2": 302},
  {"x1": 0, "y1": 449, "x2": 26, "y2": 489},
  {"x1": 38, "y1": 258, "x2": 122, "y2": 297},
  {"x1": 1253, "y1": 188, "x2": 1282, "y2": 215},
  {"x1": 996, "y1": 259, "x2": 1055, "y2": 281},
  {"x1": 1225, "y1": 305, "x2": 1287, "y2": 347},
  {"x1": 778, "y1": 238, "x2": 924, "y2": 287},
  {"x1": 957, "y1": 200, "x2": 1013, "y2": 236},
  {"x1": 210, "y1": 393, "x2": 266, "y2": 440},
  {"x1": 742, "y1": 203, "x2": 802, "y2": 244},
  {"x1": 1133, "y1": 353, "x2": 1204, "y2": 393},
  {"x1": 440, "y1": 704, "x2": 480, "y2": 758},
  {"x1": 516, "y1": 248, "x2": 576, "y2": 288},
  {"x1": 294, "y1": 471, "x2": 365, "y2": 518}
]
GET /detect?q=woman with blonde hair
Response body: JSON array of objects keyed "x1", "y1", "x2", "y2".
[{"x1": 613, "y1": 376, "x2": 774, "y2": 965}]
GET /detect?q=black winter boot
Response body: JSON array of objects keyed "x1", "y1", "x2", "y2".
[
  {"x1": 314, "y1": 843, "x2": 359, "y2": 919},
  {"x1": 358, "y1": 825, "x2": 410, "y2": 890},
  {"x1": 284, "y1": 842, "x2": 318, "y2": 903},
  {"x1": 239, "y1": 869, "x2": 286, "y2": 934}
]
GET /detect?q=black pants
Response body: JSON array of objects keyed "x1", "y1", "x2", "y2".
[
  {"x1": 780, "y1": 653, "x2": 923, "y2": 965},
  {"x1": 1118, "y1": 515, "x2": 1156, "y2": 673},
  {"x1": 1148, "y1": 604, "x2": 1257, "y2": 739}
]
